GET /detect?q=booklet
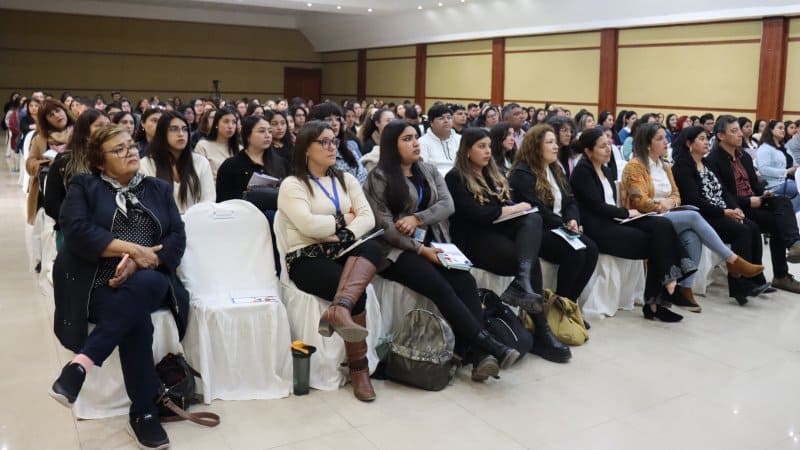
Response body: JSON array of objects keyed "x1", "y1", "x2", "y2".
[
  {"x1": 551, "y1": 227, "x2": 587, "y2": 250},
  {"x1": 493, "y1": 207, "x2": 539, "y2": 224},
  {"x1": 336, "y1": 229, "x2": 385, "y2": 259},
  {"x1": 247, "y1": 172, "x2": 280, "y2": 189},
  {"x1": 431, "y1": 242, "x2": 473, "y2": 271},
  {"x1": 230, "y1": 289, "x2": 279, "y2": 305},
  {"x1": 614, "y1": 211, "x2": 657, "y2": 224},
  {"x1": 614, "y1": 204, "x2": 700, "y2": 224}
]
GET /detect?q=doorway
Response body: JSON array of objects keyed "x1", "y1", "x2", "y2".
[{"x1": 283, "y1": 68, "x2": 321, "y2": 104}]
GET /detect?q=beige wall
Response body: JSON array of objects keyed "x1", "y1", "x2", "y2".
[
  {"x1": 364, "y1": 46, "x2": 415, "y2": 100},
  {"x1": 0, "y1": 9, "x2": 320, "y2": 103},
  {"x1": 785, "y1": 18, "x2": 800, "y2": 119},
  {"x1": 321, "y1": 50, "x2": 357, "y2": 100},
  {"x1": 425, "y1": 40, "x2": 491, "y2": 110}
]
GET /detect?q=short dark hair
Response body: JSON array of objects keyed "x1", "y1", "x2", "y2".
[
  {"x1": 427, "y1": 104, "x2": 452, "y2": 121},
  {"x1": 713, "y1": 115, "x2": 739, "y2": 138},
  {"x1": 700, "y1": 113, "x2": 715, "y2": 123}
]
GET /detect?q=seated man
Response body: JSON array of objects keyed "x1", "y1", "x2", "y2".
[
  {"x1": 705, "y1": 115, "x2": 800, "y2": 293},
  {"x1": 419, "y1": 104, "x2": 461, "y2": 176}
]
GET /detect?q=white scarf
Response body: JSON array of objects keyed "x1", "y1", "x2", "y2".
[{"x1": 101, "y1": 172, "x2": 145, "y2": 218}]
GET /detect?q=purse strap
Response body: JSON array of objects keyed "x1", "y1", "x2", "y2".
[{"x1": 158, "y1": 392, "x2": 220, "y2": 427}]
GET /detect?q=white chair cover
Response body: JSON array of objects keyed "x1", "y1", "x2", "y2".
[
  {"x1": 692, "y1": 246, "x2": 726, "y2": 296},
  {"x1": 19, "y1": 130, "x2": 34, "y2": 190},
  {"x1": 272, "y1": 211, "x2": 381, "y2": 391},
  {"x1": 179, "y1": 200, "x2": 292, "y2": 403},
  {"x1": 370, "y1": 275, "x2": 441, "y2": 339},
  {"x1": 471, "y1": 259, "x2": 591, "y2": 303},
  {"x1": 73, "y1": 310, "x2": 183, "y2": 419},
  {"x1": 580, "y1": 255, "x2": 646, "y2": 318},
  {"x1": 27, "y1": 208, "x2": 46, "y2": 271},
  {"x1": 39, "y1": 214, "x2": 57, "y2": 295}
]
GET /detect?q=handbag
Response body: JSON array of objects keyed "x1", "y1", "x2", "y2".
[
  {"x1": 478, "y1": 288, "x2": 532, "y2": 357},
  {"x1": 542, "y1": 289, "x2": 589, "y2": 346},
  {"x1": 155, "y1": 353, "x2": 220, "y2": 427}
]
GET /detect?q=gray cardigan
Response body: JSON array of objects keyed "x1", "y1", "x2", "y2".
[{"x1": 363, "y1": 161, "x2": 454, "y2": 266}]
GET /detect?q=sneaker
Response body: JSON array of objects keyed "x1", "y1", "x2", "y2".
[
  {"x1": 787, "y1": 242, "x2": 800, "y2": 264},
  {"x1": 771, "y1": 274, "x2": 800, "y2": 294},
  {"x1": 471, "y1": 354, "x2": 500, "y2": 382},
  {"x1": 127, "y1": 413, "x2": 170, "y2": 450},
  {"x1": 49, "y1": 362, "x2": 86, "y2": 408}
]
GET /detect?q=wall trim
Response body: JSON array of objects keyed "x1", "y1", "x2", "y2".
[
  {"x1": 366, "y1": 93, "x2": 415, "y2": 99},
  {"x1": 365, "y1": 56, "x2": 416, "y2": 62},
  {"x1": 425, "y1": 96, "x2": 485, "y2": 102},
  {"x1": 505, "y1": 99, "x2": 598, "y2": 107},
  {"x1": 505, "y1": 46, "x2": 600, "y2": 54},
  {"x1": 321, "y1": 92, "x2": 358, "y2": 97},
  {"x1": 427, "y1": 51, "x2": 492, "y2": 58},
  {"x1": 0, "y1": 85, "x2": 284, "y2": 96},
  {"x1": 618, "y1": 38, "x2": 760, "y2": 48},
  {"x1": 617, "y1": 102, "x2": 756, "y2": 113}
]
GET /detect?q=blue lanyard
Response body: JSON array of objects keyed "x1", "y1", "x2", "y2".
[
  {"x1": 311, "y1": 175, "x2": 341, "y2": 214},
  {"x1": 416, "y1": 184, "x2": 424, "y2": 212}
]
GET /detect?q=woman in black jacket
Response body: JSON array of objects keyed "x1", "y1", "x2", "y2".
[
  {"x1": 508, "y1": 124, "x2": 599, "y2": 302},
  {"x1": 48, "y1": 124, "x2": 187, "y2": 449},
  {"x1": 672, "y1": 126, "x2": 769, "y2": 305},
  {"x1": 446, "y1": 128, "x2": 571, "y2": 363},
  {"x1": 570, "y1": 128, "x2": 696, "y2": 320}
]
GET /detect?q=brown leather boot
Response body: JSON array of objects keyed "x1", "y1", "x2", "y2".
[
  {"x1": 318, "y1": 256, "x2": 376, "y2": 342},
  {"x1": 345, "y1": 312, "x2": 375, "y2": 402},
  {"x1": 726, "y1": 255, "x2": 764, "y2": 278},
  {"x1": 679, "y1": 287, "x2": 702, "y2": 313}
]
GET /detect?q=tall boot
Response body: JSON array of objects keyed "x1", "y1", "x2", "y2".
[
  {"x1": 344, "y1": 312, "x2": 375, "y2": 402},
  {"x1": 500, "y1": 258, "x2": 543, "y2": 312},
  {"x1": 530, "y1": 311, "x2": 572, "y2": 363},
  {"x1": 471, "y1": 330, "x2": 520, "y2": 370},
  {"x1": 318, "y1": 256, "x2": 376, "y2": 342}
]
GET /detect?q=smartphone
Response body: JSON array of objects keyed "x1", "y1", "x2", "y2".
[
  {"x1": 115, "y1": 253, "x2": 130, "y2": 277},
  {"x1": 560, "y1": 226, "x2": 581, "y2": 237}
]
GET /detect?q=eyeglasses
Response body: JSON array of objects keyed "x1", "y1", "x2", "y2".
[
  {"x1": 313, "y1": 138, "x2": 340, "y2": 148},
  {"x1": 168, "y1": 125, "x2": 189, "y2": 134},
  {"x1": 104, "y1": 143, "x2": 138, "y2": 158}
]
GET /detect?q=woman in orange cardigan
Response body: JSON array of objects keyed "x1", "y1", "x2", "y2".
[{"x1": 621, "y1": 123, "x2": 763, "y2": 313}]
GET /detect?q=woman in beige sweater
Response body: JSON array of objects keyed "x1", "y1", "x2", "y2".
[{"x1": 277, "y1": 120, "x2": 379, "y2": 402}]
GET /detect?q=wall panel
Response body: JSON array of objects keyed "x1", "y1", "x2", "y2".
[
  {"x1": 425, "y1": 54, "x2": 491, "y2": 103},
  {"x1": 505, "y1": 50, "x2": 600, "y2": 106},
  {"x1": 784, "y1": 18, "x2": 800, "y2": 116},
  {"x1": 365, "y1": 60, "x2": 415, "y2": 98},
  {"x1": 321, "y1": 62, "x2": 357, "y2": 97}
]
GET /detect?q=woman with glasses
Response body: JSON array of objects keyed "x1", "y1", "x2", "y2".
[
  {"x1": 308, "y1": 102, "x2": 367, "y2": 184},
  {"x1": 277, "y1": 120, "x2": 380, "y2": 402},
  {"x1": 49, "y1": 124, "x2": 188, "y2": 449},
  {"x1": 140, "y1": 111, "x2": 215, "y2": 213}
]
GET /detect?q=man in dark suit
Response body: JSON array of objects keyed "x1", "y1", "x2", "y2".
[{"x1": 705, "y1": 115, "x2": 800, "y2": 293}]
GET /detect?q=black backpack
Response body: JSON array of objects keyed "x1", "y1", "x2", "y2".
[{"x1": 478, "y1": 288, "x2": 533, "y2": 358}]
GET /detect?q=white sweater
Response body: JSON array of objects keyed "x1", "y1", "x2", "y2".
[
  {"x1": 419, "y1": 128, "x2": 461, "y2": 176},
  {"x1": 139, "y1": 153, "x2": 216, "y2": 214},
  {"x1": 277, "y1": 172, "x2": 375, "y2": 253},
  {"x1": 194, "y1": 139, "x2": 234, "y2": 180}
]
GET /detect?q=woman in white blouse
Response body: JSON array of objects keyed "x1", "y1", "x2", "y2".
[
  {"x1": 277, "y1": 120, "x2": 379, "y2": 402},
  {"x1": 139, "y1": 111, "x2": 215, "y2": 214}
]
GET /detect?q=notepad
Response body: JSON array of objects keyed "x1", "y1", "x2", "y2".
[
  {"x1": 493, "y1": 207, "x2": 538, "y2": 224},
  {"x1": 336, "y1": 229, "x2": 385, "y2": 259},
  {"x1": 431, "y1": 242, "x2": 473, "y2": 271}
]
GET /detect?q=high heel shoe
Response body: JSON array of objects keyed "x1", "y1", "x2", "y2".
[
  {"x1": 642, "y1": 304, "x2": 683, "y2": 322},
  {"x1": 726, "y1": 256, "x2": 764, "y2": 278}
]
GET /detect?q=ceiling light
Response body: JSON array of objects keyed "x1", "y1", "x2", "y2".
[
  {"x1": 438, "y1": 1, "x2": 443, "y2": 5},
  {"x1": 417, "y1": 5, "x2": 423, "y2": 9},
  {"x1": 306, "y1": 2, "x2": 312, "y2": 6},
  {"x1": 367, "y1": 7, "x2": 372, "y2": 12},
  {"x1": 336, "y1": 5, "x2": 341, "y2": 9}
]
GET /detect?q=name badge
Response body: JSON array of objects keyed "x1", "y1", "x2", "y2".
[{"x1": 413, "y1": 227, "x2": 427, "y2": 243}]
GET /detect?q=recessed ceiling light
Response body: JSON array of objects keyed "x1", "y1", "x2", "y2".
[
  {"x1": 367, "y1": 7, "x2": 372, "y2": 12},
  {"x1": 336, "y1": 5, "x2": 341, "y2": 9},
  {"x1": 438, "y1": 1, "x2": 443, "y2": 6},
  {"x1": 306, "y1": 2, "x2": 312, "y2": 6},
  {"x1": 417, "y1": 5, "x2": 423, "y2": 9}
]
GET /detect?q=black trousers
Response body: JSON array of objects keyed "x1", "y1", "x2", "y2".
[
  {"x1": 458, "y1": 213, "x2": 544, "y2": 292},
  {"x1": 584, "y1": 216, "x2": 688, "y2": 303},
  {"x1": 706, "y1": 216, "x2": 766, "y2": 295},
  {"x1": 381, "y1": 250, "x2": 482, "y2": 339},
  {"x1": 539, "y1": 230, "x2": 599, "y2": 300},
  {"x1": 746, "y1": 196, "x2": 800, "y2": 279},
  {"x1": 288, "y1": 240, "x2": 383, "y2": 315},
  {"x1": 83, "y1": 270, "x2": 169, "y2": 417}
]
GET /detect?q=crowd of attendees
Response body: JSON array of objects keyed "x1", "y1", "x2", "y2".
[{"x1": 4, "y1": 89, "x2": 800, "y2": 450}]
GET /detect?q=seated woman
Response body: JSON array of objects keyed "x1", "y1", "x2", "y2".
[
  {"x1": 756, "y1": 120, "x2": 800, "y2": 213},
  {"x1": 139, "y1": 111, "x2": 215, "y2": 214},
  {"x1": 489, "y1": 121, "x2": 517, "y2": 175},
  {"x1": 508, "y1": 124, "x2": 599, "y2": 303},
  {"x1": 672, "y1": 126, "x2": 771, "y2": 306},
  {"x1": 364, "y1": 120, "x2": 520, "y2": 381},
  {"x1": 194, "y1": 107, "x2": 239, "y2": 180},
  {"x1": 216, "y1": 115, "x2": 289, "y2": 203},
  {"x1": 571, "y1": 128, "x2": 697, "y2": 320},
  {"x1": 264, "y1": 110, "x2": 293, "y2": 163},
  {"x1": 49, "y1": 124, "x2": 188, "y2": 450},
  {"x1": 45, "y1": 109, "x2": 110, "y2": 249},
  {"x1": 308, "y1": 102, "x2": 367, "y2": 184},
  {"x1": 445, "y1": 128, "x2": 571, "y2": 363},
  {"x1": 621, "y1": 123, "x2": 764, "y2": 308},
  {"x1": 358, "y1": 109, "x2": 396, "y2": 172},
  {"x1": 134, "y1": 108, "x2": 162, "y2": 158},
  {"x1": 277, "y1": 120, "x2": 380, "y2": 402}
]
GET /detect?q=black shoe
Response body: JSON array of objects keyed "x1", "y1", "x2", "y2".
[
  {"x1": 471, "y1": 354, "x2": 500, "y2": 382},
  {"x1": 49, "y1": 362, "x2": 86, "y2": 408},
  {"x1": 128, "y1": 413, "x2": 170, "y2": 450},
  {"x1": 642, "y1": 304, "x2": 683, "y2": 322},
  {"x1": 733, "y1": 295, "x2": 748, "y2": 306},
  {"x1": 763, "y1": 286, "x2": 778, "y2": 294},
  {"x1": 530, "y1": 311, "x2": 572, "y2": 363},
  {"x1": 747, "y1": 282, "x2": 772, "y2": 297},
  {"x1": 472, "y1": 330, "x2": 520, "y2": 370},
  {"x1": 670, "y1": 290, "x2": 701, "y2": 313},
  {"x1": 500, "y1": 279, "x2": 544, "y2": 313}
]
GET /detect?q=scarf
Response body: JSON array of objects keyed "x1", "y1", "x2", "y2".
[{"x1": 101, "y1": 171, "x2": 145, "y2": 218}]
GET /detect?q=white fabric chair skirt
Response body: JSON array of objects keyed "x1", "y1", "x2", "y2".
[
  {"x1": 273, "y1": 212, "x2": 381, "y2": 391},
  {"x1": 73, "y1": 309, "x2": 183, "y2": 419},
  {"x1": 580, "y1": 255, "x2": 646, "y2": 318},
  {"x1": 370, "y1": 275, "x2": 442, "y2": 340},
  {"x1": 179, "y1": 201, "x2": 292, "y2": 403},
  {"x1": 692, "y1": 246, "x2": 726, "y2": 296}
]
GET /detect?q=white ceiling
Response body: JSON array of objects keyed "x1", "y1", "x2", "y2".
[{"x1": 2, "y1": 0, "x2": 800, "y2": 51}]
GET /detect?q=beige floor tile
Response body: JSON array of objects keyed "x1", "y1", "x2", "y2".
[{"x1": 270, "y1": 429, "x2": 378, "y2": 450}]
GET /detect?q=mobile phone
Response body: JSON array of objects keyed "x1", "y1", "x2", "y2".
[
  {"x1": 560, "y1": 225, "x2": 581, "y2": 237},
  {"x1": 115, "y1": 253, "x2": 130, "y2": 276}
]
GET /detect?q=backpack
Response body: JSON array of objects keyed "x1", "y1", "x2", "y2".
[
  {"x1": 386, "y1": 309, "x2": 456, "y2": 391},
  {"x1": 478, "y1": 288, "x2": 533, "y2": 358}
]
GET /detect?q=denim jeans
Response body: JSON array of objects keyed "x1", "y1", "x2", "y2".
[{"x1": 664, "y1": 210, "x2": 734, "y2": 288}]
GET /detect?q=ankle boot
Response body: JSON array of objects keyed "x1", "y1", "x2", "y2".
[
  {"x1": 472, "y1": 330, "x2": 520, "y2": 370},
  {"x1": 673, "y1": 287, "x2": 702, "y2": 313},
  {"x1": 530, "y1": 311, "x2": 572, "y2": 363},
  {"x1": 726, "y1": 256, "x2": 764, "y2": 278},
  {"x1": 500, "y1": 258, "x2": 543, "y2": 312},
  {"x1": 318, "y1": 256, "x2": 376, "y2": 342},
  {"x1": 470, "y1": 351, "x2": 500, "y2": 382},
  {"x1": 344, "y1": 312, "x2": 375, "y2": 402}
]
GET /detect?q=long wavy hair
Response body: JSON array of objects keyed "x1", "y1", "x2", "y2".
[
  {"x1": 64, "y1": 109, "x2": 107, "y2": 185},
  {"x1": 453, "y1": 127, "x2": 511, "y2": 205},
  {"x1": 290, "y1": 120, "x2": 347, "y2": 196},
  {"x1": 148, "y1": 111, "x2": 201, "y2": 207},
  {"x1": 514, "y1": 123, "x2": 570, "y2": 207},
  {"x1": 378, "y1": 120, "x2": 429, "y2": 216}
]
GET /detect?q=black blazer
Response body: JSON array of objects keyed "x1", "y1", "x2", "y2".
[
  {"x1": 43, "y1": 152, "x2": 69, "y2": 230},
  {"x1": 445, "y1": 169, "x2": 505, "y2": 246},
  {"x1": 704, "y1": 144, "x2": 763, "y2": 211},
  {"x1": 569, "y1": 158, "x2": 629, "y2": 238},
  {"x1": 215, "y1": 149, "x2": 288, "y2": 203},
  {"x1": 508, "y1": 161, "x2": 579, "y2": 230},
  {"x1": 53, "y1": 174, "x2": 189, "y2": 353},
  {"x1": 672, "y1": 154, "x2": 738, "y2": 219}
]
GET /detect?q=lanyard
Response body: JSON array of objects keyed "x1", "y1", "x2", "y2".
[
  {"x1": 416, "y1": 184, "x2": 424, "y2": 212},
  {"x1": 311, "y1": 175, "x2": 341, "y2": 214}
]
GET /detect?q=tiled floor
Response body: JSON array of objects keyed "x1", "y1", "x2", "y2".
[{"x1": 2, "y1": 143, "x2": 799, "y2": 450}]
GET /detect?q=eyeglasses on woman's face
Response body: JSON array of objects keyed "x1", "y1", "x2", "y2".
[
  {"x1": 312, "y1": 138, "x2": 340, "y2": 148},
  {"x1": 104, "y1": 142, "x2": 138, "y2": 158},
  {"x1": 168, "y1": 125, "x2": 189, "y2": 134}
]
